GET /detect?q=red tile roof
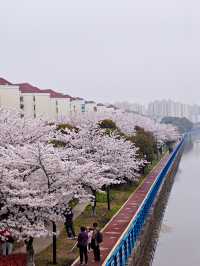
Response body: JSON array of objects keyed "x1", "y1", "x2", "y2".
[
  {"x1": 0, "y1": 77, "x2": 12, "y2": 85},
  {"x1": 71, "y1": 97, "x2": 84, "y2": 101},
  {"x1": 15, "y1": 83, "x2": 43, "y2": 93},
  {"x1": 0, "y1": 76, "x2": 75, "y2": 100},
  {"x1": 41, "y1": 89, "x2": 70, "y2": 99},
  {"x1": 85, "y1": 100, "x2": 95, "y2": 104},
  {"x1": 64, "y1": 94, "x2": 73, "y2": 99},
  {"x1": 107, "y1": 104, "x2": 117, "y2": 109}
]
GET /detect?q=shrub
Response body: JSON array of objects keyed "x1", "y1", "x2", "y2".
[
  {"x1": 128, "y1": 127, "x2": 157, "y2": 163},
  {"x1": 56, "y1": 123, "x2": 79, "y2": 133}
]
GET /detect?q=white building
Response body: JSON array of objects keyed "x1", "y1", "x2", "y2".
[
  {"x1": 106, "y1": 104, "x2": 117, "y2": 113},
  {"x1": 147, "y1": 100, "x2": 198, "y2": 122},
  {"x1": 97, "y1": 103, "x2": 109, "y2": 113},
  {"x1": 0, "y1": 78, "x2": 72, "y2": 120},
  {"x1": 0, "y1": 84, "x2": 20, "y2": 110},
  {"x1": 0, "y1": 76, "x2": 129, "y2": 121},
  {"x1": 85, "y1": 101, "x2": 97, "y2": 113},
  {"x1": 129, "y1": 103, "x2": 146, "y2": 115},
  {"x1": 41, "y1": 89, "x2": 71, "y2": 120},
  {"x1": 70, "y1": 97, "x2": 85, "y2": 114},
  {"x1": 17, "y1": 83, "x2": 51, "y2": 119}
]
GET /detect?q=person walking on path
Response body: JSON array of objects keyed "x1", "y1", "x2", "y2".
[
  {"x1": 87, "y1": 228, "x2": 93, "y2": 252},
  {"x1": 77, "y1": 226, "x2": 88, "y2": 265},
  {"x1": 64, "y1": 207, "x2": 76, "y2": 239},
  {"x1": 91, "y1": 223, "x2": 103, "y2": 262},
  {"x1": 0, "y1": 229, "x2": 14, "y2": 256}
]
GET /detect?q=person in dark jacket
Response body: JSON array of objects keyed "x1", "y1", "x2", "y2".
[
  {"x1": 77, "y1": 226, "x2": 88, "y2": 265},
  {"x1": 0, "y1": 229, "x2": 14, "y2": 256},
  {"x1": 64, "y1": 207, "x2": 76, "y2": 239},
  {"x1": 91, "y1": 222, "x2": 102, "y2": 262}
]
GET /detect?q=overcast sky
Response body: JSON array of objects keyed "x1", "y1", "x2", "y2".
[{"x1": 0, "y1": 0, "x2": 200, "y2": 105}]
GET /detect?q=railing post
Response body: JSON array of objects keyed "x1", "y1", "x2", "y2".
[
  {"x1": 128, "y1": 234, "x2": 132, "y2": 256},
  {"x1": 119, "y1": 247, "x2": 123, "y2": 266},
  {"x1": 124, "y1": 240, "x2": 128, "y2": 261},
  {"x1": 114, "y1": 254, "x2": 118, "y2": 266}
]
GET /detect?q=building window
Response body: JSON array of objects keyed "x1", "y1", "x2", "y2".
[{"x1": 81, "y1": 104, "x2": 85, "y2": 112}]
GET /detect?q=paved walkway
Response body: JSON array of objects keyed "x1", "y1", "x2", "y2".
[
  {"x1": 0, "y1": 254, "x2": 26, "y2": 266},
  {"x1": 14, "y1": 201, "x2": 88, "y2": 254},
  {"x1": 72, "y1": 155, "x2": 169, "y2": 266}
]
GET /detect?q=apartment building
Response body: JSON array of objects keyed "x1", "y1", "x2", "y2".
[
  {"x1": 97, "y1": 103, "x2": 109, "y2": 113},
  {"x1": 17, "y1": 83, "x2": 51, "y2": 119},
  {"x1": 0, "y1": 77, "x2": 121, "y2": 119},
  {"x1": 147, "y1": 100, "x2": 199, "y2": 122},
  {"x1": 41, "y1": 89, "x2": 71, "y2": 120},
  {"x1": 0, "y1": 84, "x2": 20, "y2": 110},
  {"x1": 106, "y1": 104, "x2": 118, "y2": 113},
  {"x1": 85, "y1": 101, "x2": 97, "y2": 112},
  {"x1": 70, "y1": 97, "x2": 85, "y2": 113},
  {"x1": 128, "y1": 103, "x2": 146, "y2": 115}
]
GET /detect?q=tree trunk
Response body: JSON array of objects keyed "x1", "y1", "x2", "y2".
[
  {"x1": 26, "y1": 237, "x2": 35, "y2": 266},
  {"x1": 52, "y1": 222, "x2": 57, "y2": 264},
  {"x1": 141, "y1": 166, "x2": 145, "y2": 175},
  {"x1": 157, "y1": 150, "x2": 159, "y2": 160},
  {"x1": 92, "y1": 190, "x2": 97, "y2": 216},
  {"x1": 107, "y1": 186, "x2": 111, "y2": 210}
]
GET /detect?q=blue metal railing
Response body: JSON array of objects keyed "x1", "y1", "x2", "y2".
[{"x1": 104, "y1": 137, "x2": 185, "y2": 266}]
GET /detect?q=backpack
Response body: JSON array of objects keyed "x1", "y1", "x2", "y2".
[{"x1": 96, "y1": 230, "x2": 103, "y2": 243}]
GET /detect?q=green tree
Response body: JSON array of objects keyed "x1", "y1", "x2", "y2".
[{"x1": 128, "y1": 126, "x2": 157, "y2": 163}]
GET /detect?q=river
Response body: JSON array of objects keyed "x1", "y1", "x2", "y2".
[{"x1": 151, "y1": 134, "x2": 200, "y2": 266}]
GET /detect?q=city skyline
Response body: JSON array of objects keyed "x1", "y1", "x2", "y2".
[
  {"x1": 1, "y1": 74, "x2": 199, "y2": 108},
  {"x1": 1, "y1": 76, "x2": 199, "y2": 123},
  {"x1": 1, "y1": 75, "x2": 198, "y2": 108}
]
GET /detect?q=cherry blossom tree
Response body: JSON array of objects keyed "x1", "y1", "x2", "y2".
[
  {"x1": 0, "y1": 107, "x2": 179, "y2": 265},
  {"x1": 55, "y1": 122, "x2": 146, "y2": 212},
  {"x1": 0, "y1": 108, "x2": 53, "y2": 147},
  {"x1": 0, "y1": 143, "x2": 85, "y2": 265},
  {"x1": 59, "y1": 110, "x2": 179, "y2": 142}
]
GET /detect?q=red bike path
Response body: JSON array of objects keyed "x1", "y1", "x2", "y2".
[
  {"x1": 72, "y1": 154, "x2": 169, "y2": 266},
  {"x1": 0, "y1": 254, "x2": 26, "y2": 266}
]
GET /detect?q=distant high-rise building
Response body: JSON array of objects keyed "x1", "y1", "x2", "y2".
[
  {"x1": 147, "y1": 100, "x2": 200, "y2": 122},
  {"x1": 114, "y1": 102, "x2": 146, "y2": 115}
]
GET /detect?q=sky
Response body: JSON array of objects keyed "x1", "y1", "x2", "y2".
[{"x1": 0, "y1": 0, "x2": 200, "y2": 105}]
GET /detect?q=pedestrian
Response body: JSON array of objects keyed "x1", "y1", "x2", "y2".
[
  {"x1": 87, "y1": 228, "x2": 93, "y2": 252},
  {"x1": 0, "y1": 229, "x2": 14, "y2": 256},
  {"x1": 91, "y1": 223, "x2": 103, "y2": 262},
  {"x1": 77, "y1": 226, "x2": 88, "y2": 265},
  {"x1": 64, "y1": 207, "x2": 76, "y2": 239},
  {"x1": 6, "y1": 233, "x2": 14, "y2": 255}
]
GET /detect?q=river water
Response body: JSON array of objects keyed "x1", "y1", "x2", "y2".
[{"x1": 151, "y1": 134, "x2": 200, "y2": 266}]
